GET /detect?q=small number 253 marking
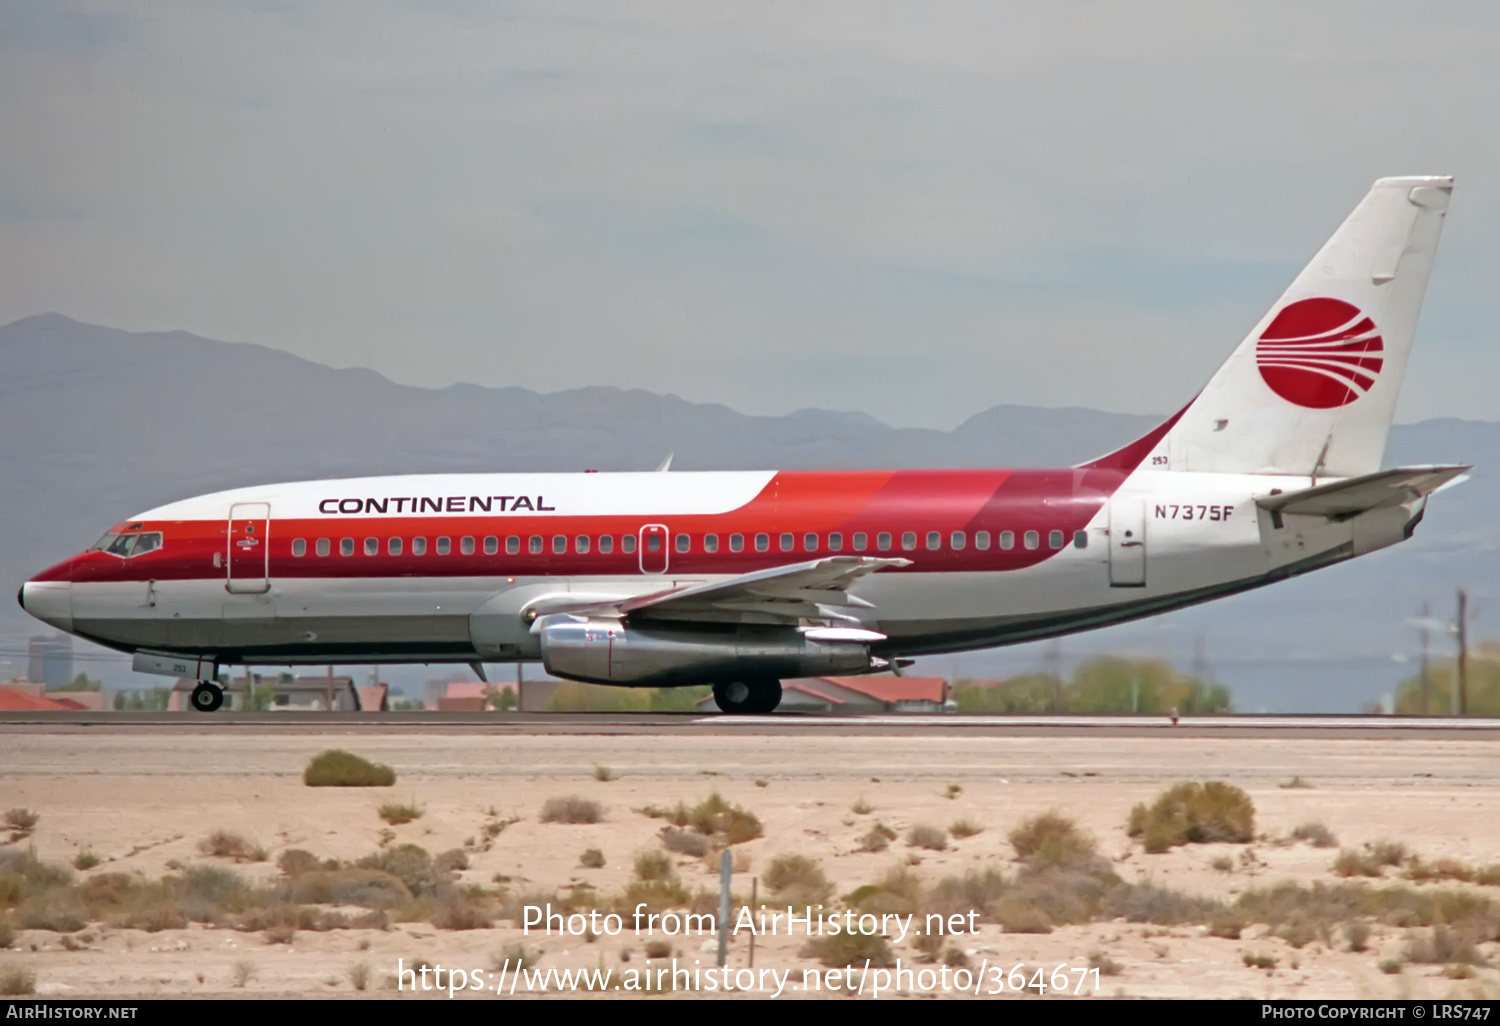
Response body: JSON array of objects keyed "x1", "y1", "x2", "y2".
[{"x1": 1155, "y1": 504, "x2": 1234, "y2": 522}]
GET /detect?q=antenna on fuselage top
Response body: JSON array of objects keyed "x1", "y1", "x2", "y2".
[{"x1": 655, "y1": 453, "x2": 674, "y2": 472}]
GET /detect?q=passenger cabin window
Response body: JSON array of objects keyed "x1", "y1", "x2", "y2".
[
  {"x1": 436, "y1": 536, "x2": 451, "y2": 555},
  {"x1": 506, "y1": 537, "x2": 519, "y2": 555},
  {"x1": 754, "y1": 533, "x2": 769, "y2": 552},
  {"x1": 1024, "y1": 530, "x2": 1039, "y2": 550},
  {"x1": 461, "y1": 536, "x2": 476, "y2": 555},
  {"x1": 599, "y1": 535, "x2": 614, "y2": 554},
  {"x1": 483, "y1": 536, "x2": 498, "y2": 555},
  {"x1": 779, "y1": 533, "x2": 794, "y2": 552},
  {"x1": 901, "y1": 531, "x2": 917, "y2": 551},
  {"x1": 389, "y1": 538, "x2": 403, "y2": 556},
  {"x1": 316, "y1": 538, "x2": 331, "y2": 557},
  {"x1": 553, "y1": 535, "x2": 567, "y2": 554},
  {"x1": 529, "y1": 536, "x2": 543, "y2": 555},
  {"x1": 950, "y1": 531, "x2": 965, "y2": 550},
  {"x1": 876, "y1": 532, "x2": 891, "y2": 551},
  {"x1": 704, "y1": 534, "x2": 719, "y2": 553},
  {"x1": 974, "y1": 530, "x2": 990, "y2": 551},
  {"x1": 999, "y1": 531, "x2": 1014, "y2": 550},
  {"x1": 1049, "y1": 530, "x2": 1064, "y2": 549},
  {"x1": 828, "y1": 532, "x2": 843, "y2": 552},
  {"x1": 1073, "y1": 530, "x2": 1088, "y2": 549},
  {"x1": 341, "y1": 538, "x2": 355, "y2": 556},
  {"x1": 364, "y1": 537, "x2": 378, "y2": 556},
  {"x1": 576, "y1": 535, "x2": 590, "y2": 554},
  {"x1": 621, "y1": 535, "x2": 636, "y2": 554},
  {"x1": 926, "y1": 531, "x2": 941, "y2": 551},
  {"x1": 412, "y1": 537, "x2": 427, "y2": 556},
  {"x1": 675, "y1": 534, "x2": 690, "y2": 553},
  {"x1": 729, "y1": 533, "x2": 744, "y2": 553},
  {"x1": 853, "y1": 532, "x2": 868, "y2": 551},
  {"x1": 804, "y1": 533, "x2": 818, "y2": 552}
]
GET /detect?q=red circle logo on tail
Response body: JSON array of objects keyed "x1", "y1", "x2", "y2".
[{"x1": 1256, "y1": 298, "x2": 1384, "y2": 409}]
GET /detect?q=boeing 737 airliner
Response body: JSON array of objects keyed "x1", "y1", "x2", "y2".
[{"x1": 19, "y1": 176, "x2": 1466, "y2": 713}]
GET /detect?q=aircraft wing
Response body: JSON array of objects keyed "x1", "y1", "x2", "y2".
[
  {"x1": 530, "y1": 555, "x2": 911, "y2": 628},
  {"x1": 1256, "y1": 465, "x2": 1471, "y2": 519}
]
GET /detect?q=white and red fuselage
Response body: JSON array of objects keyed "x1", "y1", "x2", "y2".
[{"x1": 15, "y1": 176, "x2": 1464, "y2": 709}]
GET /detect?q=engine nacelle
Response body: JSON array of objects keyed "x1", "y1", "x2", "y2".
[{"x1": 538, "y1": 618, "x2": 878, "y2": 687}]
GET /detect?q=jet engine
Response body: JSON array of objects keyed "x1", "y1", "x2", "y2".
[{"x1": 537, "y1": 618, "x2": 883, "y2": 687}]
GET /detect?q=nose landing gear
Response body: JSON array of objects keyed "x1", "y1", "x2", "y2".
[
  {"x1": 190, "y1": 681, "x2": 225, "y2": 713},
  {"x1": 712, "y1": 678, "x2": 782, "y2": 714}
]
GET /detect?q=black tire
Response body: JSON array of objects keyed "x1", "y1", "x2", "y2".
[
  {"x1": 713, "y1": 679, "x2": 781, "y2": 714},
  {"x1": 751, "y1": 678, "x2": 782, "y2": 714},
  {"x1": 191, "y1": 682, "x2": 224, "y2": 713}
]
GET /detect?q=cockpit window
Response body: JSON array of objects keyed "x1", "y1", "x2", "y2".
[{"x1": 98, "y1": 532, "x2": 164, "y2": 558}]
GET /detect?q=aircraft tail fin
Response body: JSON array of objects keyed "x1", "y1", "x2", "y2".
[{"x1": 1083, "y1": 176, "x2": 1453, "y2": 478}]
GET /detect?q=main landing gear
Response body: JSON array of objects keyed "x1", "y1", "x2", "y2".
[
  {"x1": 713, "y1": 679, "x2": 782, "y2": 715},
  {"x1": 190, "y1": 681, "x2": 225, "y2": 713}
]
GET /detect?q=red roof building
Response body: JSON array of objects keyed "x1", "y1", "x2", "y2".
[{"x1": 0, "y1": 685, "x2": 77, "y2": 711}]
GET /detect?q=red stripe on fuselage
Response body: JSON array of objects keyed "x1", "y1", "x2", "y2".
[{"x1": 48, "y1": 462, "x2": 1146, "y2": 584}]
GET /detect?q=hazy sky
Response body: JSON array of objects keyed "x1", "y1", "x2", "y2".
[{"x1": 2, "y1": 2, "x2": 1497, "y2": 429}]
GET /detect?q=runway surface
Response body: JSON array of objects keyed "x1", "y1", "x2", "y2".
[{"x1": 2, "y1": 711, "x2": 1498, "y2": 739}]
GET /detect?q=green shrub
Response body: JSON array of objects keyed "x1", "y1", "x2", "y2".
[
  {"x1": 198, "y1": 831, "x2": 267, "y2": 863},
  {"x1": 1008, "y1": 812, "x2": 1097, "y2": 869},
  {"x1": 354, "y1": 846, "x2": 443, "y2": 897},
  {"x1": 303, "y1": 750, "x2": 396, "y2": 787},
  {"x1": 1127, "y1": 782, "x2": 1255, "y2": 851}
]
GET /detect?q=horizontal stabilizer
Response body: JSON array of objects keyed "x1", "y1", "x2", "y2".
[{"x1": 1255, "y1": 465, "x2": 1470, "y2": 518}]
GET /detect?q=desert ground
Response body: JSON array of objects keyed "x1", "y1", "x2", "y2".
[{"x1": 2, "y1": 724, "x2": 1499, "y2": 1000}]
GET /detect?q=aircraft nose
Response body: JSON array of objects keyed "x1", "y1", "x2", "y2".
[{"x1": 20, "y1": 580, "x2": 73, "y2": 633}]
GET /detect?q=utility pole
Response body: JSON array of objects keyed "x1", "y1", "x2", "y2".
[
  {"x1": 1456, "y1": 589, "x2": 1469, "y2": 716},
  {"x1": 1418, "y1": 601, "x2": 1431, "y2": 715},
  {"x1": 516, "y1": 662, "x2": 525, "y2": 712},
  {"x1": 326, "y1": 664, "x2": 334, "y2": 713}
]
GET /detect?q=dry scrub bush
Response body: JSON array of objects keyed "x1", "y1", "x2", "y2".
[
  {"x1": 858, "y1": 823, "x2": 896, "y2": 853},
  {"x1": 355, "y1": 845, "x2": 445, "y2": 897},
  {"x1": 1008, "y1": 812, "x2": 1096, "y2": 869},
  {"x1": 1334, "y1": 841, "x2": 1410, "y2": 879},
  {"x1": 432, "y1": 893, "x2": 493, "y2": 930},
  {"x1": 639, "y1": 794, "x2": 763, "y2": 845},
  {"x1": 288, "y1": 869, "x2": 412, "y2": 909},
  {"x1": 852, "y1": 797, "x2": 873, "y2": 815},
  {"x1": 1088, "y1": 950, "x2": 1123, "y2": 976},
  {"x1": 378, "y1": 802, "x2": 423, "y2": 825},
  {"x1": 1127, "y1": 782, "x2": 1255, "y2": 852},
  {"x1": 276, "y1": 850, "x2": 335, "y2": 878},
  {"x1": 907, "y1": 825, "x2": 948, "y2": 851},
  {"x1": 802, "y1": 928, "x2": 896, "y2": 968},
  {"x1": 1345, "y1": 920, "x2": 1372, "y2": 952},
  {"x1": 593, "y1": 765, "x2": 616, "y2": 782},
  {"x1": 435, "y1": 849, "x2": 469, "y2": 873},
  {"x1": 1, "y1": 965, "x2": 36, "y2": 996},
  {"x1": 923, "y1": 867, "x2": 1008, "y2": 921},
  {"x1": 1403, "y1": 925, "x2": 1489, "y2": 966},
  {"x1": 303, "y1": 750, "x2": 395, "y2": 787},
  {"x1": 348, "y1": 962, "x2": 371, "y2": 991},
  {"x1": 623, "y1": 851, "x2": 690, "y2": 911},
  {"x1": 949, "y1": 820, "x2": 983, "y2": 840},
  {"x1": 199, "y1": 831, "x2": 268, "y2": 863},
  {"x1": 541, "y1": 796, "x2": 603, "y2": 824},
  {"x1": 495, "y1": 943, "x2": 539, "y2": 971},
  {"x1": 643, "y1": 939, "x2": 673, "y2": 959},
  {"x1": 3, "y1": 810, "x2": 39, "y2": 839},
  {"x1": 0, "y1": 918, "x2": 12, "y2": 949},
  {"x1": 763, "y1": 855, "x2": 833, "y2": 906},
  {"x1": 580, "y1": 849, "x2": 606, "y2": 869},
  {"x1": 71, "y1": 850, "x2": 100, "y2": 871},
  {"x1": 661, "y1": 827, "x2": 710, "y2": 858},
  {"x1": 1290, "y1": 822, "x2": 1338, "y2": 849},
  {"x1": 844, "y1": 866, "x2": 924, "y2": 917}
]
